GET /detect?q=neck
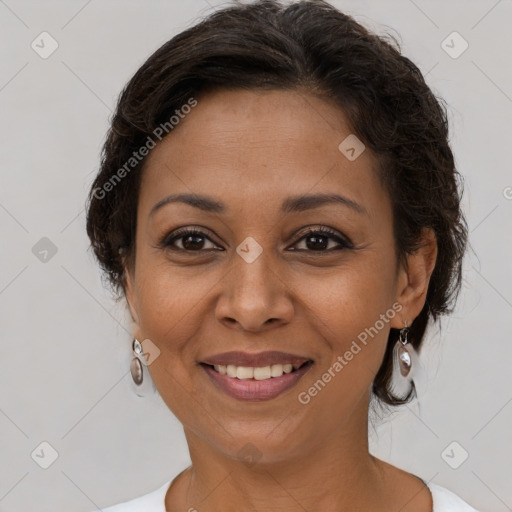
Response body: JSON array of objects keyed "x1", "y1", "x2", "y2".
[{"x1": 165, "y1": 398, "x2": 395, "y2": 511}]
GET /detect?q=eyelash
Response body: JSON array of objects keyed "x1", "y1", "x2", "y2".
[{"x1": 159, "y1": 226, "x2": 353, "y2": 254}]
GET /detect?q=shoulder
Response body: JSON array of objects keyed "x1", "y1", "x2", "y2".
[
  {"x1": 93, "y1": 480, "x2": 172, "y2": 512},
  {"x1": 427, "y1": 482, "x2": 480, "y2": 512}
]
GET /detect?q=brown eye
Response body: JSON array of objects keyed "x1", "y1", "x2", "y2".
[
  {"x1": 290, "y1": 227, "x2": 351, "y2": 252},
  {"x1": 159, "y1": 226, "x2": 351, "y2": 254},
  {"x1": 162, "y1": 228, "x2": 219, "y2": 251}
]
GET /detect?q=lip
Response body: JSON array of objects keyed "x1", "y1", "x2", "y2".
[
  {"x1": 200, "y1": 360, "x2": 314, "y2": 402},
  {"x1": 200, "y1": 350, "x2": 312, "y2": 367}
]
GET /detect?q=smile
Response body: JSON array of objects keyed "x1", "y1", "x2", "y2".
[
  {"x1": 200, "y1": 360, "x2": 314, "y2": 401},
  {"x1": 209, "y1": 362, "x2": 307, "y2": 379}
]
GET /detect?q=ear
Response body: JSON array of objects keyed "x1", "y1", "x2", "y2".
[
  {"x1": 391, "y1": 228, "x2": 438, "y2": 328},
  {"x1": 124, "y1": 266, "x2": 142, "y2": 336}
]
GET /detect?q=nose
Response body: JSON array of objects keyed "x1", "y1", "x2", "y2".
[{"x1": 214, "y1": 248, "x2": 294, "y2": 333}]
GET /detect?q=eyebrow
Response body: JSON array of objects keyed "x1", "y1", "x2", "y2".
[{"x1": 149, "y1": 192, "x2": 368, "y2": 217}]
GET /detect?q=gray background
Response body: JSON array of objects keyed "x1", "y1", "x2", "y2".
[{"x1": 1, "y1": 1, "x2": 511, "y2": 511}]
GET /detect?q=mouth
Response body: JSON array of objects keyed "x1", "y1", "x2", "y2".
[
  {"x1": 201, "y1": 360, "x2": 312, "y2": 379},
  {"x1": 199, "y1": 359, "x2": 314, "y2": 402}
]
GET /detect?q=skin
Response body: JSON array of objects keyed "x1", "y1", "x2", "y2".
[{"x1": 124, "y1": 88, "x2": 438, "y2": 512}]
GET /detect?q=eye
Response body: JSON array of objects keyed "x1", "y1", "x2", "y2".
[
  {"x1": 159, "y1": 226, "x2": 352, "y2": 253},
  {"x1": 160, "y1": 228, "x2": 220, "y2": 252},
  {"x1": 288, "y1": 227, "x2": 352, "y2": 252}
]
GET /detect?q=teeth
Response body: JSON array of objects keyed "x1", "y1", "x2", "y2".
[
  {"x1": 253, "y1": 366, "x2": 271, "y2": 380},
  {"x1": 212, "y1": 362, "x2": 304, "y2": 380},
  {"x1": 216, "y1": 365, "x2": 227, "y2": 375},
  {"x1": 237, "y1": 366, "x2": 254, "y2": 379}
]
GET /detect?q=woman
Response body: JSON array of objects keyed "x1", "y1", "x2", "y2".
[{"x1": 85, "y1": 0, "x2": 478, "y2": 510}]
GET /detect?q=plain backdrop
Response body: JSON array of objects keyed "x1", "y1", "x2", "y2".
[{"x1": 1, "y1": 1, "x2": 511, "y2": 511}]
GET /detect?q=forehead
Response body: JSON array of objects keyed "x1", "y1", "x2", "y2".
[
  {"x1": 146, "y1": 88, "x2": 358, "y2": 164},
  {"x1": 139, "y1": 89, "x2": 389, "y2": 223}
]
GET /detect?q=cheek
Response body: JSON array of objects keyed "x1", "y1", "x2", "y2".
[
  {"x1": 301, "y1": 253, "x2": 397, "y2": 389},
  {"x1": 307, "y1": 253, "x2": 397, "y2": 333},
  {"x1": 134, "y1": 256, "x2": 213, "y2": 331}
]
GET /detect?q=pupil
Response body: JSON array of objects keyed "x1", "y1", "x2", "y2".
[
  {"x1": 307, "y1": 234, "x2": 328, "y2": 250},
  {"x1": 183, "y1": 235, "x2": 204, "y2": 250}
]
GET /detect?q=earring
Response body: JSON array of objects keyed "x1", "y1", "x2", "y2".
[
  {"x1": 389, "y1": 322, "x2": 423, "y2": 401},
  {"x1": 397, "y1": 323, "x2": 412, "y2": 377},
  {"x1": 130, "y1": 339, "x2": 143, "y2": 385},
  {"x1": 130, "y1": 338, "x2": 157, "y2": 397}
]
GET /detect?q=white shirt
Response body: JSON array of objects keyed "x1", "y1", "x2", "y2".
[{"x1": 97, "y1": 477, "x2": 480, "y2": 511}]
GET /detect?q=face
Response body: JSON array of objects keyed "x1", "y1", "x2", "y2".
[{"x1": 125, "y1": 89, "x2": 434, "y2": 463}]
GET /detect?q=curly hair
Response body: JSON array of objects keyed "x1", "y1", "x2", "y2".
[{"x1": 85, "y1": 0, "x2": 468, "y2": 407}]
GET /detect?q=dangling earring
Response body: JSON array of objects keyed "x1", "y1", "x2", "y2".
[
  {"x1": 130, "y1": 338, "x2": 157, "y2": 397},
  {"x1": 389, "y1": 322, "x2": 423, "y2": 401},
  {"x1": 397, "y1": 323, "x2": 412, "y2": 377}
]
